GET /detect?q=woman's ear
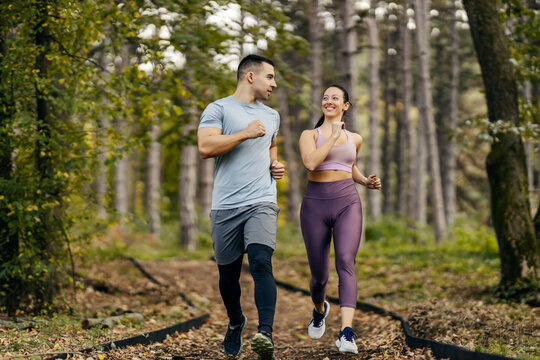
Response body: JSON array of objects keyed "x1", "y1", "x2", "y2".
[{"x1": 343, "y1": 102, "x2": 351, "y2": 111}]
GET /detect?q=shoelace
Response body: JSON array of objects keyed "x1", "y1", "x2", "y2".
[
  {"x1": 311, "y1": 308, "x2": 325, "y2": 327},
  {"x1": 340, "y1": 328, "x2": 356, "y2": 342}
]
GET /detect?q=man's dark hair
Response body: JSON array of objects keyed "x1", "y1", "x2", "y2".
[{"x1": 237, "y1": 54, "x2": 274, "y2": 82}]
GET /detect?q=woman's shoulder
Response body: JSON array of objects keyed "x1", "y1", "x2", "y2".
[
  {"x1": 301, "y1": 128, "x2": 318, "y2": 137},
  {"x1": 347, "y1": 131, "x2": 363, "y2": 145}
]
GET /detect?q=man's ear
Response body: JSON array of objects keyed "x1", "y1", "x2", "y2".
[{"x1": 246, "y1": 71, "x2": 255, "y2": 84}]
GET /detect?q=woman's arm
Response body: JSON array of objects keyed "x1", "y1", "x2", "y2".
[
  {"x1": 299, "y1": 124, "x2": 343, "y2": 171},
  {"x1": 351, "y1": 133, "x2": 381, "y2": 189}
]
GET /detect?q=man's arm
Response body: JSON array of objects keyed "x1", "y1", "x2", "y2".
[
  {"x1": 197, "y1": 120, "x2": 266, "y2": 159},
  {"x1": 269, "y1": 140, "x2": 285, "y2": 179}
]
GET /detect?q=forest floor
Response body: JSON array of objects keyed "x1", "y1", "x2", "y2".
[{"x1": 1, "y1": 255, "x2": 538, "y2": 360}]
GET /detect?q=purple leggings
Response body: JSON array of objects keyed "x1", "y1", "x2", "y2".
[{"x1": 300, "y1": 178, "x2": 363, "y2": 309}]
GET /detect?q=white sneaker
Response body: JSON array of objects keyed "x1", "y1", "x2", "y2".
[
  {"x1": 307, "y1": 301, "x2": 330, "y2": 340},
  {"x1": 335, "y1": 327, "x2": 358, "y2": 354}
]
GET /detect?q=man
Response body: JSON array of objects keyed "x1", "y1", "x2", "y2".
[{"x1": 197, "y1": 54, "x2": 285, "y2": 360}]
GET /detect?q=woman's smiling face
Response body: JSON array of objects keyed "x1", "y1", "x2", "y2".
[{"x1": 321, "y1": 87, "x2": 349, "y2": 118}]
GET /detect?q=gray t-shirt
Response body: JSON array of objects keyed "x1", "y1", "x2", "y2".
[{"x1": 199, "y1": 96, "x2": 280, "y2": 210}]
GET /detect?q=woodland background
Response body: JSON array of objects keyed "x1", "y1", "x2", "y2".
[{"x1": 0, "y1": 0, "x2": 539, "y2": 327}]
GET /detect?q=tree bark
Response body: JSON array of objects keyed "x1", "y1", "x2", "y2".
[
  {"x1": 414, "y1": 0, "x2": 447, "y2": 241},
  {"x1": 401, "y1": 1, "x2": 414, "y2": 218},
  {"x1": 339, "y1": 0, "x2": 359, "y2": 134},
  {"x1": 309, "y1": 0, "x2": 323, "y2": 127},
  {"x1": 414, "y1": 90, "x2": 427, "y2": 226},
  {"x1": 0, "y1": 26, "x2": 20, "y2": 316},
  {"x1": 179, "y1": 116, "x2": 198, "y2": 251},
  {"x1": 199, "y1": 157, "x2": 214, "y2": 218},
  {"x1": 444, "y1": 0, "x2": 459, "y2": 227},
  {"x1": 114, "y1": 45, "x2": 131, "y2": 225},
  {"x1": 366, "y1": 11, "x2": 382, "y2": 219},
  {"x1": 522, "y1": 82, "x2": 534, "y2": 211},
  {"x1": 382, "y1": 29, "x2": 393, "y2": 215},
  {"x1": 278, "y1": 86, "x2": 302, "y2": 225},
  {"x1": 33, "y1": 0, "x2": 57, "y2": 308},
  {"x1": 147, "y1": 121, "x2": 161, "y2": 236},
  {"x1": 463, "y1": 0, "x2": 539, "y2": 285},
  {"x1": 96, "y1": 117, "x2": 108, "y2": 219}
]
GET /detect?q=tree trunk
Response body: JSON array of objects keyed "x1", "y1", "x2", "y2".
[
  {"x1": 414, "y1": 0, "x2": 447, "y2": 241},
  {"x1": 278, "y1": 86, "x2": 302, "y2": 225},
  {"x1": 179, "y1": 118, "x2": 198, "y2": 251},
  {"x1": 309, "y1": 0, "x2": 323, "y2": 127},
  {"x1": 95, "y1": 45, "x2": 109, "y2": 219},
  {"x1": 415, "y1": 92, "x2": 427, "y2": 227},
  {"x1": 402, "y1": 1, "x2": 414, "y2": 218},
  {"x1": 463, "y1": 0, "x2": 539, "y2": 285},
  {"x1": 147, "y1": 121, "x2": 161, "y2": 236},
  {"x1": 114, "y1": 45, "x2": 131, "y2": 225},
  {"x1": 199, "y1": 157, "x2": 214, "y2": 218},
  {"x1": 366, "y1": 12, "x2": 382, "y2": 219},
  {"x1": 382, "y1": 29, "x2": 393, "y2": 215},
  {"x1": 96, "y1": 117, "x2": 108, "y2": 219},
  {"x1": 114, "y1": 123, "x2": 129, "y2": 223},
  {"x1": 339, "y1": 0, "x2": 359, "y2": 134},
  {"x1": 522, "y1": 82, "x2": 535, "y2": 213},
  {"x1": 33, "y1": 0, "x2": 56, "y2": 308},
  {"x1": 444, "y1": 0, "x2": 459, "y2": 227},
  {"x1": 0, "y1": 26, "x2": 20, "y2": 316}
]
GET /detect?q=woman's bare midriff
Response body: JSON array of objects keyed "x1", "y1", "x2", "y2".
[{"x1": 307, "y1": 170, "x2": 352, "y2": 182}]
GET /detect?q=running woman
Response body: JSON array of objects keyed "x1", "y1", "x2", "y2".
[
  {"x1": 197, "y1": 54, "x2": 285, "y2": 360},
  {"x1": 298, "y1": 84, "x2": 381, "y2": 354}
]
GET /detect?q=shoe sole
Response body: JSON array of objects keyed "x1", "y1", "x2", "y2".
[
  {"x1": 251, "y1": 333, "x2": 275, "y2": 360},
  {"x1": 308, "y1": 322, "x2": 325, "y2": 340},
  {"x1": 335, "y1": 339, "x2": 358, "y2": 354},
  {"x1": 224, "y1": 315, "x2": 247, "y2": 357}
]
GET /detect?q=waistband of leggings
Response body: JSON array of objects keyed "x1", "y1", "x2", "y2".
[{"x1": 304, "y1": 178, "x2": 358, "y2": 199}]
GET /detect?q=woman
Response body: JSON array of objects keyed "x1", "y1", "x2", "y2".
[{"x1": 298, "y1": 84, "x2": 381, "y2": 354}]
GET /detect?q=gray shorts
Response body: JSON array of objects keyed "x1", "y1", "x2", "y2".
[{"x1": 210, "y1": 202, "x2": 280, "y2": 265}]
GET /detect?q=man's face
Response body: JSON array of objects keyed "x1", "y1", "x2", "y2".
[{"x1": 252, "y1": 62, "x2": 277, "y2": 101}]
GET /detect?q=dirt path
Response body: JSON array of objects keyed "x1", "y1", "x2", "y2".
[{"x1": 99, "y1": 260, "x2": 436, "y2": 360}]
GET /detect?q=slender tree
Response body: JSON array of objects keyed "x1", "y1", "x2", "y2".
[
  {"x1": 147, "y1": 120, "x2": 161, "y2": 236},
  {"x1": 179, "y1": 109, "x2": 198, "y2": 250},
  {"x1": 0, "y1": 24, "x2": 20, "y2": 316},
  {"x1": 199, "y1": 158, "x2": 214, "y2": 217},
  {"x1": 278, "y1": 85, "x2": 302, "y2": 225},
  {"x1": 414, "y1": 0, "x2": 447, "y2": 241},
  {"x1": 309, "y1": 0, "x2": 323, "y2": 127},
  {"x1": 444, "y1": 0, "x2": 459, "y2": 226},
  {"x1": 366, "y1": 4, "x2": 382, "y2": 218},
  {"x1": 339, "y1": 0, "x2": 359, "y2": 134},
  {"x1": 113, "y1": 45, "x2": 132, "y2": 225},
  {"x1": 402, "y1": 1, "x2": 414, "y2": 219}
]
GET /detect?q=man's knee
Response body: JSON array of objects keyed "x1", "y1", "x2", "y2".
[{"x1": 247, "y1": 244, "x2": 273, "y2": 275}]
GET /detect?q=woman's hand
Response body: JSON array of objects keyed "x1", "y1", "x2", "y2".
[
  {"x1": 331, "y1": 122, "x2": 345, "y2": 140},
  {"x1": 365, "y1": 174, "x2": 381, "y2": 190}
]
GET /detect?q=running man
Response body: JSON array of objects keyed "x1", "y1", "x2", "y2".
[{"x1": 197, "y1": 54, "x2": 285, "y2": 360}]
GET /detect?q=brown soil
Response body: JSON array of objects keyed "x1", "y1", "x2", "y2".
[
  {"x1": 76, "y1": 259, "x2": 436, "y2": 359},
  {"x1": 3, "y1": 257, "x2": 537, "y2": 359}
]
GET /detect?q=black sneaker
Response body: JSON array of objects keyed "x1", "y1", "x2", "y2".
[
  {"x1": 251, "y1": 331, "x2": 275, "y2": 360},
  {"x1": 223, "y1": 314, "x2": 247, "y2": 357}
]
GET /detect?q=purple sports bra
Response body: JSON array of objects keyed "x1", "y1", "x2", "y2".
[{"x1": 313, "y1": 127, "x2": 357, "y2": 173}]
